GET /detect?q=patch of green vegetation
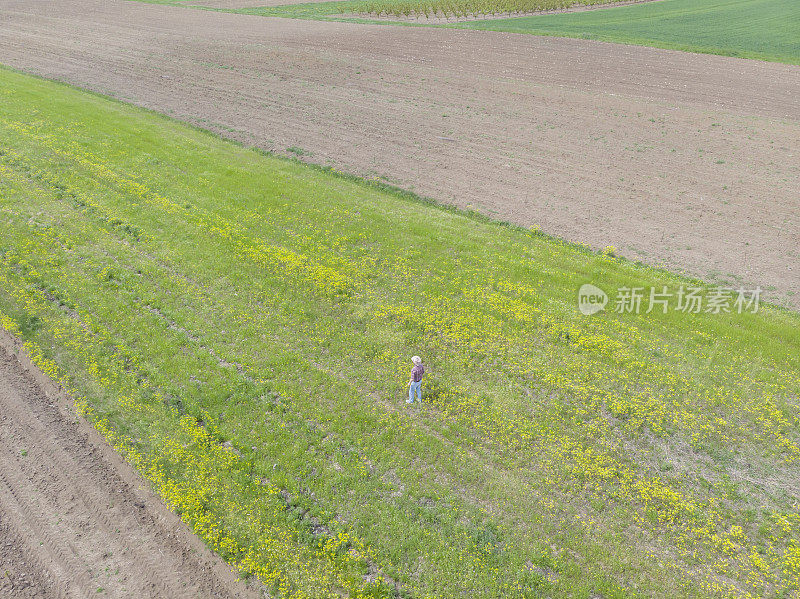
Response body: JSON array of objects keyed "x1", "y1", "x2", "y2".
[
  {"x1": 287, "y1": 145, "x2": 312, "y2": 156},
  {"x1": 235, "y1": 0, "x2": 359, "y2": 19},
  {"x1": 455, "y1": 0, "x2": 800, "y2": 65},
  {"x1": 1, "y1": 66, "x2": 800, "y2": 597},
  {"x1": 338, "y1": 0, "x2": 624, "y2": 19}
]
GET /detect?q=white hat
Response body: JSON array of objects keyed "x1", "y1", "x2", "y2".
[{"x1": 412, "y1": 356, "x2": 422, "y2": 364}]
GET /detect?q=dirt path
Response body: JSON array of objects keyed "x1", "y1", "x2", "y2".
[
  {"x1": 0, "y1": 0, "x2": 798, "y2": 307},
  {"x1": 0, "y1": 331, "x2": 262, "y2": 599}
]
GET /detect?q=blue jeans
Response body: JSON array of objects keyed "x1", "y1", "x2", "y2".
[{"x1": 408, "y1": 380, "x2": 422, "y2": 403}]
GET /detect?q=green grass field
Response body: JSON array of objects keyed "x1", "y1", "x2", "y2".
[
  {"x1": 455, "y1": 0, "x2": 800, "y2": 64},
  {"x1": 2, "y1": 66, "x2": 800, "y2": 598}
]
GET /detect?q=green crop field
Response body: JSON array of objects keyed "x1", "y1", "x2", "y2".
[
  {"x1": 2, "y1": 66, "x2": 800, "y2": 598},
  {"x1": 339, "y1": 0, "x2": 623, "y2": 19},
  {"x1": 455, "y1": 0, "x2": 800, "y2": 64}
]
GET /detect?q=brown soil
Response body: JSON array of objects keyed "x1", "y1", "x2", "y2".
[
  {"x1": 0, "y1": 331, "x2": 263, "y2": 599},
  {"x1": 0, "y1": 0, "x2": 798, "y2": 310}
]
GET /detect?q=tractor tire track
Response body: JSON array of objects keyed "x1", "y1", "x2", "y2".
[{"x1": 0, "y1": 331, "x2": 263, "y2": 599}]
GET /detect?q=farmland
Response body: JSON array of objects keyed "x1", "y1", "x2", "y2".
[
  {"x1": 2, "y1": 0, "x2": 798, "y2": 310},
  {"x1": 185, "y1": 0, "x2": 800, "y2": 66},
  {"x1": 262, "y1": 0, "x2": 630, "y2": 20},
  {"x1": 1, "y1": 0, "x2": 799, "y2": 595},
  {"x1": 0, "y1": 331, "x2": 258, "y2": 597},
  {"x1": 2, "y1": 63, "x2": 800, "y2": 599},
  {"x1": 456, "y1": 0, "x2": 800, "y2": 65}
]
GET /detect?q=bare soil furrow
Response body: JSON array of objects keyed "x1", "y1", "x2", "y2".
[{"x1": 0, "y1": 333, "x2": 262, "y2": 599}]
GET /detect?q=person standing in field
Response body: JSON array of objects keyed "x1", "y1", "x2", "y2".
[{"x1": 407, "y1": 355, "x2": 425, "y2": 405}]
